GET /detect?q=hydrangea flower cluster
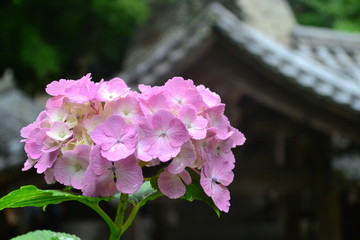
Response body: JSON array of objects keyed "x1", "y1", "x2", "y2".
[{"x1": 20, "y1": 74, "x2": 245, "y2": 212}]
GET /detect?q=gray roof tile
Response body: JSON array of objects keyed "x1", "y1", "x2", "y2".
[{"x1": 119, "y1": 2, "x2": 360, "y2": 112}]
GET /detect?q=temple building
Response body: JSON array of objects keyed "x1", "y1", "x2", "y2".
[{"x1": 118, "y1": 0, "x2": 360, "y2": 239}]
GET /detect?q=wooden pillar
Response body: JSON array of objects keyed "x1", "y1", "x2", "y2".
[
  {"x1": 283, "y1": 194, "x2": 300, "y2": 240},
  {"x1": 314, "y1": 163, "x2": 342, "y2": 240},
  {"x1": 316, "y1": 182, "x2": 342, "y2": 240}
]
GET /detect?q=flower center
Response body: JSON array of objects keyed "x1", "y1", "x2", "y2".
[
  {"x1": 176, "y1": 98, "x2": 183, "y2": 104},
  {"x1": 212, "y1": 177, "x2": 220, "y2": 185},
  {"x1": 108, "y1": 166, "x2": 117, "y2": 172}
]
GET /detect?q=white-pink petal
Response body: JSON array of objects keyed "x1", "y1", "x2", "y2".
[{"x1": 46, "y1": 121, "x2": 73, "y2": 141}]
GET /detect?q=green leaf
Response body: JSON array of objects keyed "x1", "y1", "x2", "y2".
[
  {"x1": 181, "y1": 170, "x2": 221, "y2": 218},
  {"x1": 0, "y1": 185, "x2": 111, "y2": 211},
  {"x1": 10, "y1": 230, "x2": 80, "y2": 240},
  {"x1": 128, "y1": 181, "x2": 163, "y2": 207}
]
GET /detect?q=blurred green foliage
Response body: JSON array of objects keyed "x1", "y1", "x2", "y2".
[
  {"x1": 289, "y1": 0, "x2": 360, "y2": 32},
  {"x1": 0, "y1": 0, "x2": 149, "y2": 93}
]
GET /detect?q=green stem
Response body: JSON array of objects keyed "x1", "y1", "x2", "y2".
[
  {"x1": 80, "y1": 194, "x2": 140, "y2": 240},
  {"x1": 79, "y1": 200, "x2": 117, "y2": 236},
  {"x1": 115, "y1": 194, "x2": 128, "y2": 228},
  {"x1": 109, "y1": 194, "x2": 129, "y2": 240},
  {"x1": 122, "y1": 203, "x2": 141, "y2": 233}
]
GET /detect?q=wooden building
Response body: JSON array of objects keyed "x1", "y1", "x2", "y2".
[{"x1": 118, "y1": 1, "x2": 360, "y2": 239}]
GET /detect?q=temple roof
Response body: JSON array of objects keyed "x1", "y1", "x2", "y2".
[{"x1": 120, "y1": 2, "x2": 360, "y2": 113}]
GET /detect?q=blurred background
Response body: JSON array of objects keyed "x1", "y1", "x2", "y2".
[{"x1": 1, "y1": 0, "x2": 360, "y2": 239}]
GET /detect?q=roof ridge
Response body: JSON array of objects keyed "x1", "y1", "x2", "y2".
[
  {"x1": 119, "y1": 2, "x2": 360, "y2": 112},
  {"x1": 292, "y1": 25, "x2": 360, "y2": 49}
]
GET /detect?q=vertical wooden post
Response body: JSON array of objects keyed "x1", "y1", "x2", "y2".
[
  {"x1": 315, "y1": 164, "x2": 342, "y2": 240},
  {"x1": 316, "y1": 183, "x2": 342, "y2": 240},
  {"x1": 284, "y1": 194, "x2": 300, "y2": 240}
]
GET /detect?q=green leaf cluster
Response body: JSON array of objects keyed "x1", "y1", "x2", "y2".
[
  {"x1": 0, "y1": 174, "x2": 220, "y2": 239},
  {"x1": 289, "y1": 0, "x2": 360, "y2": 32},
  {"x1": 182, "y1": 170, "x2": 220, "y2": 217},
  {"x1": 0, "y1": 0, "x2": 149, "y2": 93},
  {"x1": 0, "y1": 185, "x2": 111, "y2": 211},
  {"x1": 10, "y1": 230, "x2": 80, "y2": 240}
]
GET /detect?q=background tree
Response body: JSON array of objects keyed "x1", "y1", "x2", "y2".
[
  {"x1": 289, "y1": 0, "x2": 360, "y2": 32},
  {"x1": 0, "y1": 0, "x2": 149, "y2": 94}
]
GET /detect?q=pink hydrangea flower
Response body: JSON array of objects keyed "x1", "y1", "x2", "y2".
[
  {"x1": 177, "y1": 106, "x2": 208, "y2": 140},
  {"x1": 196, "y1": 84, "x2": 221, "y2": 107},
  {"x1": 110, "y1": 95, "x2": 144, "y2": 124},
  {"x1": 34, "y1": 149, "x2": 60, "y2": 174},
  {"x1": 167, "y1": 140, "x2": 196, "y2": 175},
  {"x1": 200, "y1": 159, "x2": 234, "y2": 213},
  {"x1": 64, "y1": 74, "x2": 100, "y2": 103},
  {"x1": 163, "y1": 77, "x2": 204, "y2": 110},
  {"x1": 20, "y1": 74, "x2": 245, "y2": 213},
  {"x1": 204, "y1": 104, "x2": 231, "y2": 140},
  {"x1": 90, "y1": 115, "x2": 138, "y2": 161},
  {"x1": 139, "y1": 92, "x2": 171, "y2": 116},
  {"x1": 46, "y1": 121, "x2": 73, "y2": 141},
  {"x1": 54, "y1": 145, "x2": 90, "y2": 189},
  {"x1": 158, "y1": 168, "x2": 192, "y2": 199},
  {"x1": 94, "y1": 77, "x2": 129, "y2": 102},
  {"x1": 82, "y1": 145, "x2": 143, "y2": 196},
  {"x1": 140, "y1": 110, "x2": 189, "y2": 162}
]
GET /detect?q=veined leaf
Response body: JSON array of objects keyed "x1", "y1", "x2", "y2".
[
  {"x1": 10, "y1": 230, "x2": 80, "y2": 240},
  {"x1": 128, "y1": 180, "x2": 163, "y2": 207},
  {"x1": 181, "y1": 170, "x2": 221, "y2": 217},
  {"x1": 0, "y1": 185, "x2": 111, "y2": 211}
]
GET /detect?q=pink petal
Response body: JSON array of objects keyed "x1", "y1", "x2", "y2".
[
  {"x1": 135, "y1": 130, "x2": 153, "y2": 162},
  {"x1": 46, "y1": 79, "x2": 76, "y2": 96},
  {"x1": 205, "y1": 105, "x2": 230, "y2": 140},
  {"x1": 158, "y1": 170, "x2": 186, "y2": 199},
  {"x1": 34, "y1": 149, "x2": 59, "y2": 174},
  {"x1": 167, "y1": 118, "x2": 190, "y2": 147},
  {"x1": 196, "y1": 85, "x2": 221, "y2": 107},
  {"x1": 46, "y1": 96, "x2": 65, "y2": 109},
  {"x1": 168, "y1": 141, "x2": 196, "y2": 175},
  {"x1": 114, "y1": 155, "x2": 143, "y2": 194},
  {"x1": 54, "y1": 145, "x2": 90, "y2": 189},
  {"x1": 112, "y1": 95, "x2": 143, "y2": 124},
  {"x1": 95, "y1": 77, "x2": 129, "y2": 102},
  {"x1": 46, "y1": 108, "x2": 68, "y2": 123},
  {"x1": 178, "y1": 106, "x2": 208, "y2": 140},
  {"x1": 90, "y1": 145, "x2": 113, "y2": 175},
  {"x1": 25, "y1": 141, "x2": 43, "y2": 159},
  {"x1": 22, "y1": 158, "x2": 37, "y2": 171},
  {"x1": 46, "y1": 121, "x2": 73, "y2": 141},
  {"x1": 211, "y1": 184, "x2": 231, "y2": 213},
  {"x1": 101, "y1": 142, "x2": 135, "y2": 161},
  {"x1": 90, "y1": 125, "x2": 114, "y2": 146},
  {"x1": 102, "y1": 115, "x2": 127, "y2": 138},
  {"x1": 179, "y1": 169, "x2": 192, "y2": 185},
  {"x1": 230, "y1": 127, "x2": 246, "y2": 147},
  {"x1": 44, "y1": 168, "x2": 56, "y2": 184},
  {"x1": 82, "y1": 168, "x2": 116, "y2": 197},
  {"x1": 164, "y1": 77, "x2": 204, "y2": 109},
  {"x1": 21, "y1": 120, "x2": 41, "y2": 139},
  {"x1": 146, "y1": 136, "x2": 181, "y2": 162},
  {"x1": 139, "y1": 93, "x2": 171, "y2": 115}
]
